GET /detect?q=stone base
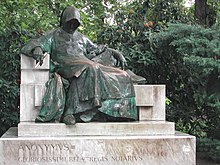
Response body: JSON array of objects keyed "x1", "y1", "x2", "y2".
[
  {"x1": 0, "y1": 128, "x2": 195, "y2": 165},
  {"x1": 18, "y1": 121, "x2": 175, "y2": 137}
]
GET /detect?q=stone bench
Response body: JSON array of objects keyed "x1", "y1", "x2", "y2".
[
  {"x1": 20, "y1": 54, "x2": 166, "y2": 122},
  {"x1": 0, "y1": 55, "x2": 195, "y2": 165},
  {"x1": 19, "y1": 54, "x2": 174, "y2": 137}
]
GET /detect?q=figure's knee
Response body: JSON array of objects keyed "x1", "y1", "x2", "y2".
[{"x1": 85, "y1": 62, "x2": 100, "y2": 72}]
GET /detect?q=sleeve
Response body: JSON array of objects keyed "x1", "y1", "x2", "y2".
[
  {"x1": 83, "y1": 36, "x2": 107, "y2": 59},
  {"x1": 21, "y1": 30, "x2": 54, "y2": 57}
]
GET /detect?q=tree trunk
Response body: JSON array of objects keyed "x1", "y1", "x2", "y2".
[{"x1": 195, "y1": 0, "x2": 207, "y2": 26}]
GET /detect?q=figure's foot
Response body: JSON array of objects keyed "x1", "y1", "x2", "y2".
[
  {"x1": 80, "y1": 110, "x2": 97, "y2": 122},
  {"x1": 63, "y1": 115, "x2": 76, "y2": 125}
]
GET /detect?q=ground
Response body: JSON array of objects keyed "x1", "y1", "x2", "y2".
[{"x1": 197, "y1": 154, "x2": 220, "y2": 165}]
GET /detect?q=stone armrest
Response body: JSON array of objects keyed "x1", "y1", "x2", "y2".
[{"x1": 20, "y1": 54, "x2": 50, "y2": 122}]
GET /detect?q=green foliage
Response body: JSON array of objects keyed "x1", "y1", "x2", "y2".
[
  {"x1": 98, "y1": 0, "x2": 193, "y2": 74},
  {"x1": 98, "y1": 1, "x2": 220, "y2": 140},
  {"x1": 0, "y1": 28, "x2": 23, "y2": 136},
  {"x1": 0, "y1": 0, "x2": 112, "y2": 40},
  {"x1": 197, "y1": 138, "x2": 220, "y2": 162},
  {"x1": 163, "y1": 24, "x2": 220, "y2": 138},
  {"x1": 207, "y1": 0, "x2": 220, "y2": 27},
  {"x1": 0, "y1": 0, "x2": 59, "y2": 33},
  {"x1": 148, "y1": 24, "x2": 220, "y2": 139}
]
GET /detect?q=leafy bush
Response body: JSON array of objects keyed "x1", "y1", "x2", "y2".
[
  {"x1": 98, "y1": 0, "x2": 220, "y2": 140},
  {"x1": 197, "y1": 138, "x2": 220, "y2": 162},
  {"x1": 161, "y1": 24, "x2": 220, "y2": 138},
  {"x1": 144, "y1": 24, "x2": 219, "y2": 138},
  {"x1": 0, "y1": 28, "x2": 23, "y2": 136}
]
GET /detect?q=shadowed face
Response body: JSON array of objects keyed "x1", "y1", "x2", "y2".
[{"x1": 62, "y1": 19, "x2": 80, "y2": 34}]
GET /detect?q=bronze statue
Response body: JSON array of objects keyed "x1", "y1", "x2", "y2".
[{"x1": 21, "y1": 6, "x2": 145, "y2": 125}]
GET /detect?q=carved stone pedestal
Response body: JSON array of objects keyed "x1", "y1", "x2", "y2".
[
  {"x1": 0, "y1": 128, "x2": 195, "y2": 165},
  {"x1": 0, "y1": 55, "x2": 196, "y2": 164}
]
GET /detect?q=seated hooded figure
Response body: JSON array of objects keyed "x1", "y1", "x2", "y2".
[{"x1": 21, "y1": 6, "x2": 145, "y2": 125}]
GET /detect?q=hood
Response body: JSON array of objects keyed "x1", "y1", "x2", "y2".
[{"x1": 60, "y1": 6, "x2": 81, "y2": 27}]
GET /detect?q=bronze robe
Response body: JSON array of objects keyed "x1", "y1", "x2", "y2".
[
  {"x1": 22, "y1": 28, "x2": 137, "y2": 121},
  {"x1": 21, "y1": 7, "x2": 138, "y2": 122}
]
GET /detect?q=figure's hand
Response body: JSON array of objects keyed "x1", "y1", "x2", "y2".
[
  {"x1": 108, "y1": 48, "x2": 127, "y2": 70},
  {"x1": 117, "y1": 53, "x2": 127, "y2": 70},
  {"x1": 32, "y1": 47, "x2": 44, "y2": 66},
  {"x1": 99, "y1": 44, "x2": 107, "y2": 54}
]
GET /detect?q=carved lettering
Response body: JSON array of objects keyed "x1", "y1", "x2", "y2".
[
  {"x1": 69, "y1": 156, "x2": 85, "y2": 162},
  {"x1": 18, "y1": 157, "x2": 69, "y2": 163},
  {"x1": 16, "y1": 142, "x2": 169, "y2": 163},
  {"x1": 138, "y1": 147, "x2": 168, "y2": 157},
  {"x1": 87, "y1": 156, "x2": 108, "y2": 162},
  {"x1": 111, "y1": 156, "x2": 143, "y2": 161},
  {"x1": 18, "y1": 143, "x2": 75, "y2": 152}
]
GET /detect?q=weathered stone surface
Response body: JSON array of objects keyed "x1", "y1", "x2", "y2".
[
  {"x1": 21, "y1": 70, "x2": 49, "y2": 84},
  {"x1": 134, "y1": 85, "x2": 153, "y2": 106},
  {"x1": 18, "y1": 121, "x2": 175, "y2": 137},
  {"x1": 20, "y1": 54, "x2": 49, "y2": 122},
  {"x1": 152, "y1": 85, "x2": 166, "y2": 120},
  {"x1": 35, "y1": 84, "x2": 46, "y2": 106},
  {"x1": 0, "y1": 128, "x2": 195, "y2": 165},
  {"x1": 137, "y1": 85, "x2": 166, "y2": 121},
  {"x1": 21, "y1": 54, "x2": 50, "y2": 70},
  {"x1": 20, "y1": 85, "x2": 42, "y2": 121}
]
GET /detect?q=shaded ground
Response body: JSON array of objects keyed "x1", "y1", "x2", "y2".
[
  {"x1": 197, "y1": 159, "x2": 220, "y2": 165},
  {"x1": 197, "y1": 154, "x2": 220, "y2": 165}
]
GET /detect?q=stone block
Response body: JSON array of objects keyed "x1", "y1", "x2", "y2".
[
  {"x1": 21, "y1": 70, "x2": 49, "y2": 84},
  {"x1": 20, "y1": 85, "x2": 42, "y2": 122},
  {"x1": 21, "y1": 54, "x2": 50, "y2": 70},
  {"x1": 135, "y1": 85, "x2": 165, "y2": 121},
  {"x1": 0, "y1": 128, "x2": 196, "y2": 165},
  {"x1": 18, "y1": 121, "x2": 175, "y2": 137},
  {"x1": 152, "y1": 85, "x2": 166, "y2": 120},
  {"x1": 134, "y1": 85, "x2": 153, "y2": 106},
  {"x1": 35, "y1": 84, "x2": 46, "y2": 106}
]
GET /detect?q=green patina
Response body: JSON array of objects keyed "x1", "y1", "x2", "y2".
[{"x1": 21, "y1": 6, "x2": 144, "y2": 124}]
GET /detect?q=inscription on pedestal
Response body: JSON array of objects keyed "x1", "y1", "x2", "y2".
[{"x1": 1, "y1": 138, "x2": 195, "y2": 165}]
